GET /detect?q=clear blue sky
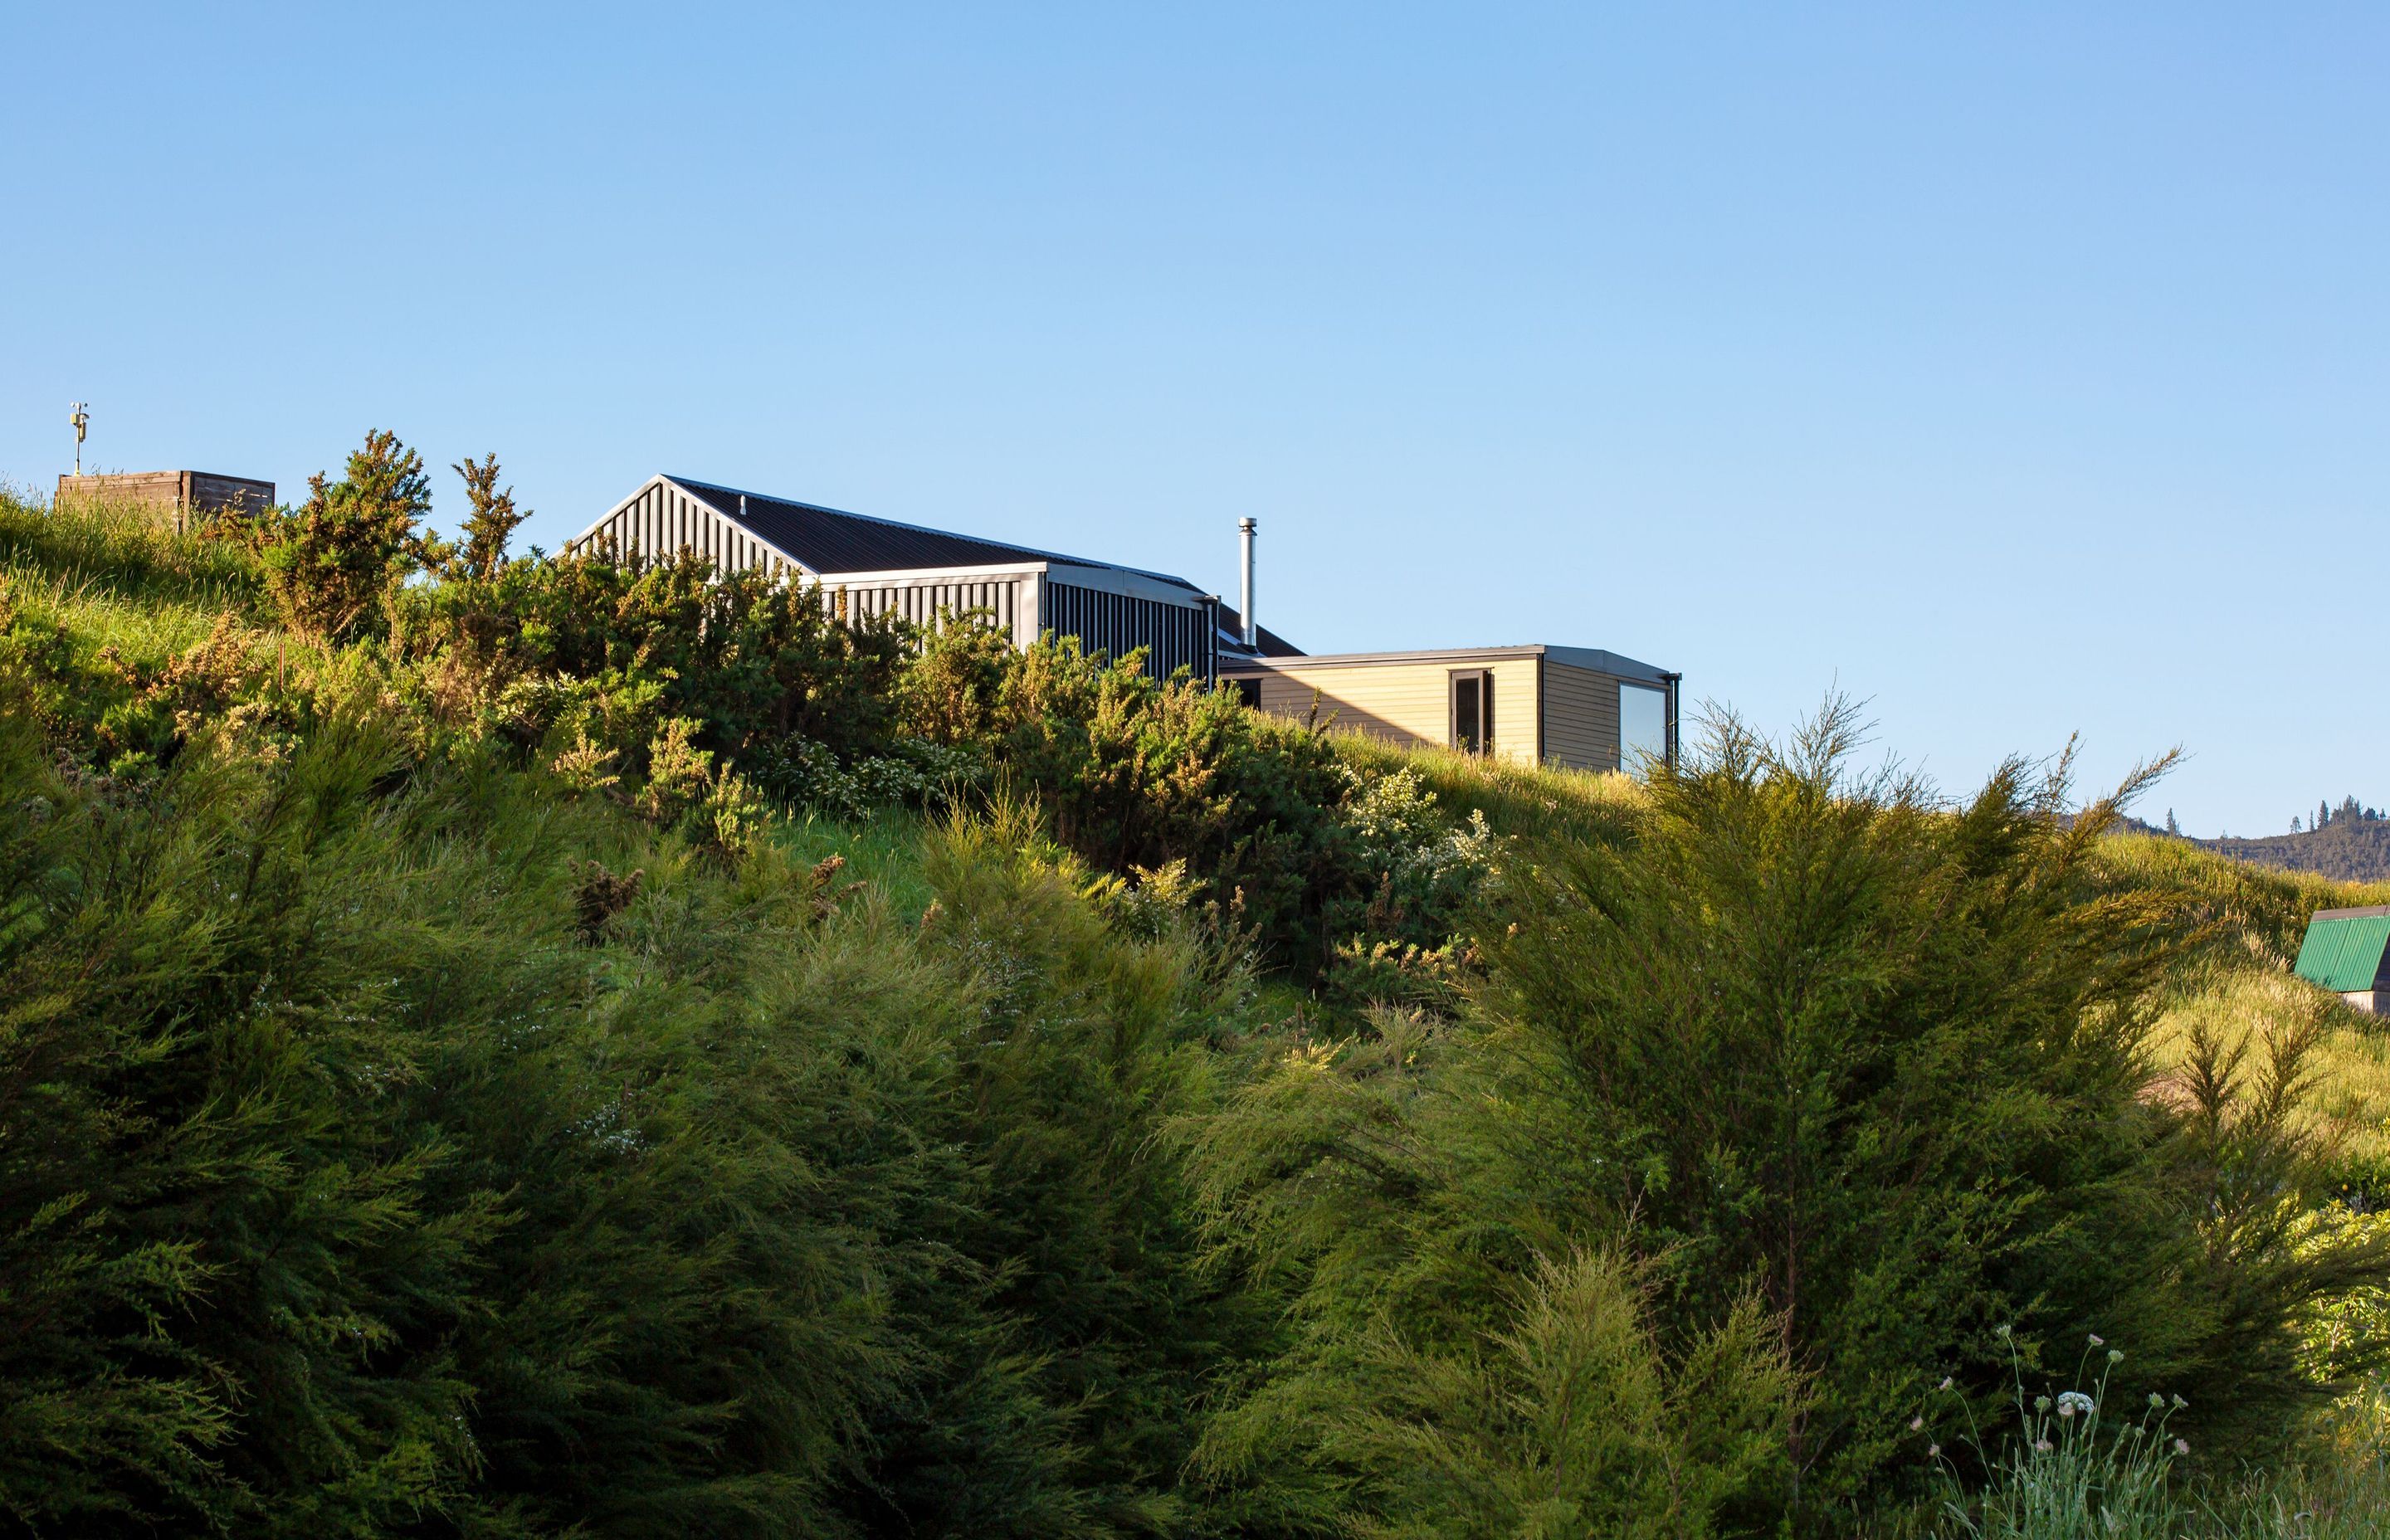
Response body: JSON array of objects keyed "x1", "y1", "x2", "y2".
[{"x1": 4, "y1": 4, "x2": 2381, "y2": 836}]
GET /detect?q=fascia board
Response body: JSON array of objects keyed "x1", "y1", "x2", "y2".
[
  {"x1": 1037, "y1": 562, "x2": 1211, "y2": 606},
  {"x1": 814, "y1": 560, "x2": 1052, "y2": 587},
  {"x1": 1220, "y1": 646, "x2": 1547, "y2": 673}
]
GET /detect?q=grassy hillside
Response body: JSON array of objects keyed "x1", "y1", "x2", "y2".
[{"x1": 7, "y1": 457, "x2": 2390, "y2": 1539}]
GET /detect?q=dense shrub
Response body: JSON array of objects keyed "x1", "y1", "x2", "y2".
[
  {"x1": 1183, "y1": 706, "x2": 2390, "y2": 1535},
  {"x1": 1484, "y1": 710, "x2": 2390, "y2": 1516},
  {"x1": 0, "y1": 675, "x2": 1271, "y2": 1536}
]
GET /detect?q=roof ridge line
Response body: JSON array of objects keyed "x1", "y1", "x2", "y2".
[
  {"x1": 662, "y1": 474, "x2": 1199, "y2": 591},
  {"x1": 666, "y1": 474, "x2": 1090, "y2": 567}
]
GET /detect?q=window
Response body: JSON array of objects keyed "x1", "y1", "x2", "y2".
[
  {"x1": 1231, "y1": 676, "x2": 1263, "y2": 709},
  {"x1": 1451, "y1": 670, "x2": 1495, "y2": 755},
  {"x1": 1619, "y1": 683, "x2": 1667, "y2": 776}
]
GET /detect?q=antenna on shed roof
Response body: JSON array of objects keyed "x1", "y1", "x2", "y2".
[{"x1": 68, "y1": 402, "x2": 89, "y2": 475}]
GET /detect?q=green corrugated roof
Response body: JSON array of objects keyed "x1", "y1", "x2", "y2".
[{"x1": 2294, "y1": 914, "x2": 2390, "y2": 993}]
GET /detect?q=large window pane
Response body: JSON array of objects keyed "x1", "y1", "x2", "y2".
[{"x1": 1619, "y1": 683, "x2": 1667, "y2": 775}]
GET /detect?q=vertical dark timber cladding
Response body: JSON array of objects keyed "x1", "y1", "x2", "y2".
[{"x1": 1042, "y1": 582, "x2": 1213, "y2": 682}]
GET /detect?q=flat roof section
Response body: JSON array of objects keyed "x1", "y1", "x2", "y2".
[{"x1": 1220, "y1": 644, "x2": 1671, "y2": 684}]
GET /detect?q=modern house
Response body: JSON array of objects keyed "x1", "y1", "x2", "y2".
[
  {"x1": 571, "y1": 475, "x2": 1234, "y2": 680},
  {"x1": 572, "y1": 475, "x2": 1679, "y2": 772},
  {"x1": 1219, "y1": 646, "x2": 1679, "y2": 774},
  {"x1": 56, "y1": 470, "x2": 276, "y2": 534},
  {"x1": 2294, "y1": 906, "x2": 2390, "y2": 1014}
]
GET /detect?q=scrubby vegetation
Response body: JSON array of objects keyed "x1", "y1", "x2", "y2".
[{"x1": 6, "y1": 439, "x2": 2390, "y2": 1538}]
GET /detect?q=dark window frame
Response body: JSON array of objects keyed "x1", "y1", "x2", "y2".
[{"x1": 1450, "y1": 668, "x2": 1495, "y2": 755}]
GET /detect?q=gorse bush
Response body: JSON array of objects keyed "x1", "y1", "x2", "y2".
[{"x1": 210, "y1": 427, "x2": 441, "y2": 641}]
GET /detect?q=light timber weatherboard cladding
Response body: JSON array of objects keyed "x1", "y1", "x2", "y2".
[
  {"x1": 1236, "y1": 654, "x2": 1540, "y2": 767},
  {"x1": 1223, "y1": 646, "x2": 1675, "y2": 772}
]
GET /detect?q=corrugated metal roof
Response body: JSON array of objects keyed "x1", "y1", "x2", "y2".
[
  {"x1": 2294, "y1": 914, "x2": 2390, "y2": 993},
  {"x1": 665, "y1": 476, "x2": 1199, "y2": 592}
]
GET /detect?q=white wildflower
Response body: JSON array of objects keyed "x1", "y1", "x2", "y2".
[
  {"x1": 1928, "y1": 1443, "x2": 1941, "y2": 1458},
  {"x1": 2171, "y1": 1394, "x2": 2188, "y2": 1410},
  {"x1": 1939, "y1": 1377, "x2": 1953, "y2": 1392},
  {"x1": 2108, "y1": 1348, "x2": 2124, "y2": 1363},
  {"x1": 2148, "y1": 1393, "x2": 2165, "y2": 1410},
  {"x1": 1910, "y1": 1416, "x2": 1924, "y2": 1431},
  {"x1": 2057, "y1": 1391, "x2": 2095, "y2": 1419},
  {"x1": 2174, "y1": 1437, "x2": 2190, "y2": 1455},
  {"x1": 1996, "y1": 1323, "x2": 2013, "y2": 1339},
  {"x1": 2088, "y1": 1333, "x2": 2105, "y2": 1347},
  {"x1": 2035, "y1": 1439, "x2": 2054, "y2": 1454}
]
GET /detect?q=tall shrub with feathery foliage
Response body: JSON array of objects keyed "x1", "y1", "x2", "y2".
[
  {"x1": 212, "y1": 428, "x2": 438, "y2": 642},
  {"x1": 1183, "y1": 702, "x2": 2390, "y2": 1534}
]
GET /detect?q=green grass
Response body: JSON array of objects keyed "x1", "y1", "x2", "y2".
[
  {"x1": 1329, "y1": 727, "x2": 1648, "y2": 847},
  {"x1": 776, "y1": 803, "x2": 939, "y2": 919},
  {"x1": 0, "y1": 482, "x2": 264, "y2": 619}
]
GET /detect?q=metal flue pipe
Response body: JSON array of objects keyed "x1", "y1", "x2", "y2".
[{"x1": 1237, "y1": 517, "x2": 1257, "y2": 647}]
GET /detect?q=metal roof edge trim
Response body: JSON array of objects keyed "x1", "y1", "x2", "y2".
[{"x1": 1221, "y1": 644, "x2": 1670, "y2": 679}]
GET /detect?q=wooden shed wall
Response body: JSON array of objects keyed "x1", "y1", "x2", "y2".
[
  {"x1": 1540, "y1": 660, "x2": 1623, "y2": 772},
  {"x1": 56, "y1": 470, "x2": 275, "y2": 533},
  {"x1": 1242, "y1": 658, "x2": 1539, "y2": 766}
]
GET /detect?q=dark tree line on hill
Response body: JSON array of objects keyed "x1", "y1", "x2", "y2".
[
  {"x1": 2209, "y1": 816, "x2": 2390, "y2": 885},
  {"x1": 2120, "y1": 797, "x2": 2390, "y2": 885}
]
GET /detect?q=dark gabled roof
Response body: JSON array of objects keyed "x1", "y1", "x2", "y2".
[
  {"x1": 665, "y1": 476, "x2": 1200, "y2": 592},
  {"x1": 1215, "y1": 604, "x2": 1306, "y2": 658}
]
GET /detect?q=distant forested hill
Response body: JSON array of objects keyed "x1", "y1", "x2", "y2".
[
  {"x1": 2206, "y1": 818, "x2": 2390, "y2": 884},
  {"x1": 2117, "y1": 797, "x2": 2390, "y2": 883}
]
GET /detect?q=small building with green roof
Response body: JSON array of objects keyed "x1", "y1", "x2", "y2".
[{"x1": 2293, "y1": 906, "x2": 2390, "y2": 1014}]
